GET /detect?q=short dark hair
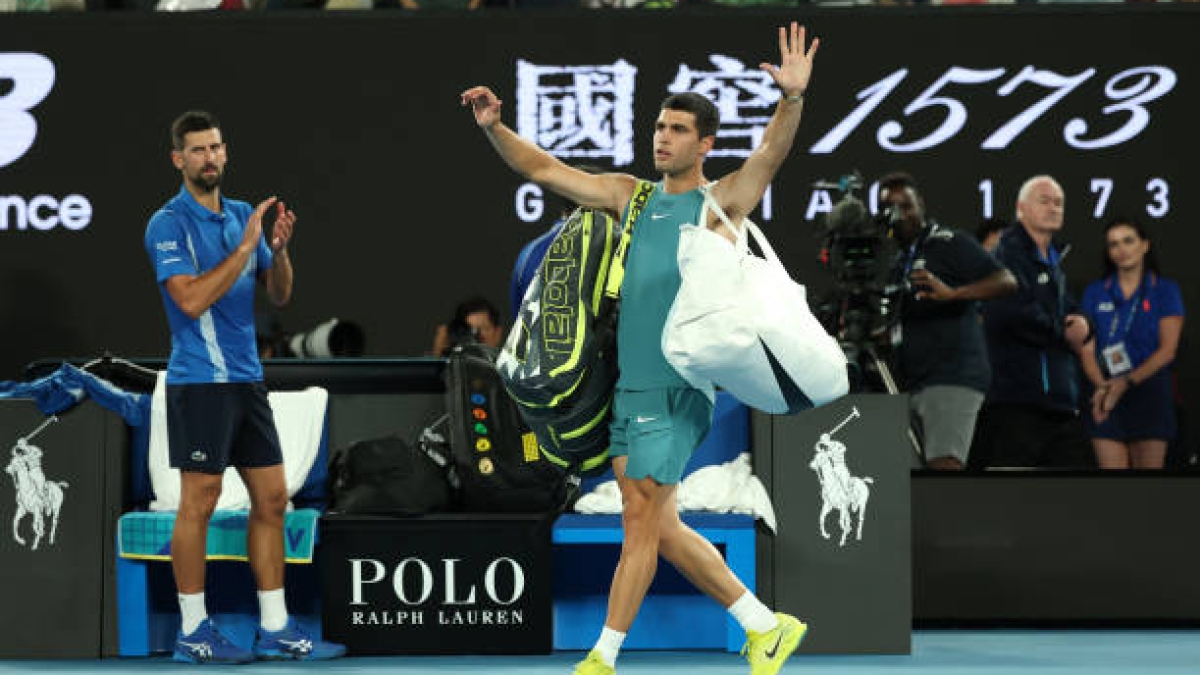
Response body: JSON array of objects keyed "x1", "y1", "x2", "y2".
[
  {"x1": 1101, "y1": 216, "x2": 1161, "y2": 277},
  {"x1": 975, "y1": 217, "x2": 1009, "y2": 244},
  {"x1": 878, "y1": 171, "x2": 919, "y2": 198},
  {"x1": 450, "y1": 296, "x2": 501, "y2": 331},
  {"x1": 661, "y1": 92, "x2": 719, "y2": 139},
  {"x1": 877, "y1": 171, "x2": 925, "y2": 215},
  {"x1": 171, "y1": 111, "x2": 221, "y2": 151}
]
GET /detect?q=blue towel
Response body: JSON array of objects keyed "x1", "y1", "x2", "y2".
[{"x1": 0, "y1": 363, "x2": 151, "y2": 427}]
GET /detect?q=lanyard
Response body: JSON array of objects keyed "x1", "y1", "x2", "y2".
[
  {"x1": 1039, "y1": 244, "x2": 1061, "y2": 269},
  {"x1": 900, "y1": 223, "x2": 937, "y2": 277},
  {"x1": 1106, "y1": 277, "x2": 1146, "y2": 342},
  {"x1": 901, "y1": 243, "x2": 918, "y2": 276}
]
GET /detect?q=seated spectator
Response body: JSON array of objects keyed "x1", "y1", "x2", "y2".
[
  {"x1": 430, "y1": 296, "x2": 505, "y2": 356},
  {"x1": 1078, "y1": 217, "x2": 1184, "y2": 469}
]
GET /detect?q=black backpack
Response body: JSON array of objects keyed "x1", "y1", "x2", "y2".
[
  {"x1": 497, "y1": 181, "x2": 655, "y2": 476},
  {"x1": 326, "y1": 435, "x2": 453, "y2": 516},
  {"x1": 442, "y1": 342, "x2": 572, "y2": 512}
]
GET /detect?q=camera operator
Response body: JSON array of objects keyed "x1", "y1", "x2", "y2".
[
  {"x1": 879, "y1": 172, "x2": 1017, "y2": 470},
  {"x1": 429, "y1": 296, "x2": 505, "y2": 356}
]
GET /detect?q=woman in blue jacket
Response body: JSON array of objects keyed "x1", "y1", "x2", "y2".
[{"x1": 1079, "y1": 217, "x2": 1185, "y2": 469}]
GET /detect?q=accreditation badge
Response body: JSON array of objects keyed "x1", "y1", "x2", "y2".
[{"x1": 1102, "y1": 342, "x2": 1133, "y2": 376}]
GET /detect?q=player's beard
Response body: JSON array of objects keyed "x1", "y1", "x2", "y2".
[{"x1": 189, "y1": 165, "x2": 223, "y2": 193}]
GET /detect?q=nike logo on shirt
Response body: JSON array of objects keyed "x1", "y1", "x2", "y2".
[{"x1": 650, "y1": 213, "x2": 669, "y2": 220}]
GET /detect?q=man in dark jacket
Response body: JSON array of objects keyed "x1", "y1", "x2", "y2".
[{"x1": 973, "y1": 175, "x2": 1093, "y2": 468}]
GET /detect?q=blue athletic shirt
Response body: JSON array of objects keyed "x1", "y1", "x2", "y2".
[
  {"x1": 510, "y1": 218, "x2": 565, "y2": 321},
  {"x1": 1081, "y1": 272, "x2": 1184, "y2": 371},
  {"x1": 144, "y1": 185, "x2": 273, "y2": 384},
  {"x1": 616, "y1": 184, "x2": 705, "y2": 390}
]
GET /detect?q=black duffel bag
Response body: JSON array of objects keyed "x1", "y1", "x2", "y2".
[{"x1": 326, "y1": 435, "x2": 452, "y2": 516}]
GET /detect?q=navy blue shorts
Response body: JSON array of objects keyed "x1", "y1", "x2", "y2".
[
  {"x1": 1083, "y1": 370, "x2": 1177, "y2": 442},
  {"x1": 166, "y1": 382, "x2": 284, "y2": 474}
]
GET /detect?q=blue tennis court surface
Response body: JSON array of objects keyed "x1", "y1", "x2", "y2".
[{"x1": 2, "y1": 631, "x2": 1197, "y2": 673}]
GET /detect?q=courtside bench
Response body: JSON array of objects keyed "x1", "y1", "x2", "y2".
[
  {"x1": 113, "y1": 417, "x2": 330, "y2": 656},
  {"x1": 115, "y1": 509, "x2": 325, "y2": 656},
  {"x1": 552, "y1": 512, "x2": 755, "y2": 652},
  {"x1": 550, "y1": 392, "x2": 756, "y2": 653},
  {"x1": 108, "y1": 359, "x2": 755, "y2": 655}
]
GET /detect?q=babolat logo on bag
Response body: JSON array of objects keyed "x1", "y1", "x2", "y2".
[{"x1": 497, "y1": 181, "x2": 654, "y2": 476}]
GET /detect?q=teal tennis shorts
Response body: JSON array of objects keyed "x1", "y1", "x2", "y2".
[{"x1": 610, "y1": 387, "x2": 713, "y2": 485}]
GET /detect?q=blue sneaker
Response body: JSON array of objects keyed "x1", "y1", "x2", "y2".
[
  {"x1": 173, "y1": 618, "x2": 254, "y2": 665},
  {"x1": 252, "y1": 618, "x2": 346, "y2": 660}
]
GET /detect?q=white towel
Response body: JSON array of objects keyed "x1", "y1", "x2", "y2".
[
  {"x1": 574, "y1": 452, "x2": 777, "y2": 533},
  {"x1": 148, "y1": 371, "x2": 328, "y2": 512}
]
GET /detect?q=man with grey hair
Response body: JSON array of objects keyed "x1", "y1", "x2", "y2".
[{"x1": 973, "y1": 175, "x2": 1093, "y2": 468}]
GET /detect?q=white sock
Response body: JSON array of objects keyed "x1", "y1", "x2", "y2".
[
  {"x1": 728, "y1": 592, "x2": 778, "y2": 634},
  {"x1": 593, "y1": 626, "x2": 626, "y2": 667},
  {"x1": 257, "y1": 588, "x2": 289, "y2": 632},
  {"x1": 178, "y1": 592, "x2": 208, "y2": 636}
]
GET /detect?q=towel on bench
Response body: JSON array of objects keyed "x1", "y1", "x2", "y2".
[
  {"x1": 147, "y1": 372, "x2": 328, "y2": 511},
  {"x1": 118, "y1": 508, "x2": 320, "y2": 563}
]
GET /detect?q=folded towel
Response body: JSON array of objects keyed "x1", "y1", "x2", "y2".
[
  {"x1": 574, "y1": 452, "x2": 777, "y2": 532},
  {"x1": 148, "y1": 372, "x2": 328, "y2": 512}
]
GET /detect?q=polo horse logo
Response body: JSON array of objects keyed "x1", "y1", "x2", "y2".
[
  {"x1": 810, "y1": 407, "x2": 874, "y2": 547},
  {"x1": 5, "y1": 416, "x2": 68, "y2": 551}
]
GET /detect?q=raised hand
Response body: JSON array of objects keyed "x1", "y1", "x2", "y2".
[
  {"x1": 759, "y1": 22, "x2": 819, "y2": 99},
  {"x1": 269, "y1": 201, "x2": 296, "y2": 252},
  {"x1": 244, "y1": 196, "x2": 276, "y2": 253},
  {"x1": 460, "y1": 85, "x2": 504, "y2": 129}
]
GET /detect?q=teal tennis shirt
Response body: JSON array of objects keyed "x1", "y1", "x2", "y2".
[{"x1": 616, "y1": 184, "x2": 705, "y2": 390}]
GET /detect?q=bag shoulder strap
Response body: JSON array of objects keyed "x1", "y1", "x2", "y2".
[
  {"x1": 699, "y1": 182, "x2": 745, "y2": 245},
  {"x1": 603, "y1": 179, "x2": 657, "y2": 300}
]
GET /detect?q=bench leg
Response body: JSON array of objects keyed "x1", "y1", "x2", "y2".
[{"x1": 116, "y1": 555, "x2": 151, "y2": 657}]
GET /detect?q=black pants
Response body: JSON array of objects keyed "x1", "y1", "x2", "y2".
[{"x1": 968, "y1": 403, "x2": 1094, "y2": 470}]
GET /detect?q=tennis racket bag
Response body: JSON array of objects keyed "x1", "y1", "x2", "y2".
[{"x1": 497, "y1": 181, "x2": 655, "y2": 476}]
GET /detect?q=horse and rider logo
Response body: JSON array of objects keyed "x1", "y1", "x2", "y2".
[
  {"x1": 4, "y1": 416, "x2": 68, "y2": 551},
  {"x1": 810, "y1": 406, "x2": 874, "y2": 547}
]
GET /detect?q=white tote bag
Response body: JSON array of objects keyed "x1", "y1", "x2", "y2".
[{"x1": 662, "y1": 187, "x2": 848, "y2": 414}]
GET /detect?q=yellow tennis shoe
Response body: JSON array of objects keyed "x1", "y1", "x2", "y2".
[
  {"x1": 571, "y1": 649, "x2": 615, "y2": 675},
  {"x1": 742, "y1": 612, "x2": 808, "y2": 675}
]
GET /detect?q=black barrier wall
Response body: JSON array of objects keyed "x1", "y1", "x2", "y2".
[
  {"x1": 766, "y1": 394, "x2": 912, "y2": 654},
  {"x1": 1, "y1": 8, "x2": 1196, "y2": 409},
  {"x1": 318, "y1": 514, "x2": 552, "y2": 655},
  {"x1": 0, "y1": 401, "x2": 126, "y2": 658}
]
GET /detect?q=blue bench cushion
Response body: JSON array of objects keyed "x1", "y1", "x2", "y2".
[{"x1": 117, "y1": 508, "x2": 320, "y2": 563}]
